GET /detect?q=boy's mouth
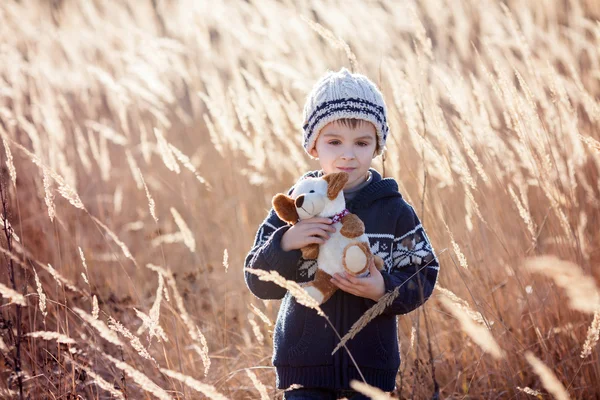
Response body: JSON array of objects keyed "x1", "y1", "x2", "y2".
[{"x1": 337, "y1": 167, "x2": 355, "y2": 172}]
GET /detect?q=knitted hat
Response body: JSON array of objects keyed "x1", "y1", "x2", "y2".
[{"x1": 302, "y1": 67, "x2": 389, "y2": 158}]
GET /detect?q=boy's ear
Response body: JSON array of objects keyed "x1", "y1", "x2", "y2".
[
  {"x1": 272, "y1": 194, "x2": 299, "y2": 224},
  {"x1": 323, "y1": 172, "x2": 349, "y2": 200},
  {"x1": 309, "y1": 147, "x2": 318, "y2": 158}
]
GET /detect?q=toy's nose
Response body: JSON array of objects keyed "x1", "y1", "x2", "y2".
[{"x1": 295, "y1": 195, "x2": 305, "y2": 208}]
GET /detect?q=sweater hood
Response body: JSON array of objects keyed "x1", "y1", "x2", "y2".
[{"x1": 304, "y1": 168, "x2": 402, "y2": 210}]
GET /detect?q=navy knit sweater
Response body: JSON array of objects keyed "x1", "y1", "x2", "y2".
[{"x1": 244, "y1": 168, "x2": 439, "y2": 391}]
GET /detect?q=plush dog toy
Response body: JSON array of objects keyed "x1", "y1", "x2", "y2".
[{"x1": 272, "y1": 172, "x2": 383, "y2": 305}]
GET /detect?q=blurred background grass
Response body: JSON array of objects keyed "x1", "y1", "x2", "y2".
[{"x1": 0, "y1": 0, "x2": 600, "y2": 398}]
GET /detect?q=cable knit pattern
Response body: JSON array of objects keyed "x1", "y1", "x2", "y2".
[{"x1": 243, "y1": 169, "x2": 439, "y2": 391}]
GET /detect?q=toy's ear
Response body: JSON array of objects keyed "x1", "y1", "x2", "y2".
[
  {"x1": 323, "y1": 172, "x2": 349, "y2": 200},
  {"x1": 272, "y1": 194, "x2": 299, "y2": 224}
]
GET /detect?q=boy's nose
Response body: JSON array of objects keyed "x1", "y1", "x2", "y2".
[
  {"x1": 341, "y1": 148, "x2": 355, "y2": 159},
  {"x1": 295, "y1": 195, "x2": 305, "y2": 208}
]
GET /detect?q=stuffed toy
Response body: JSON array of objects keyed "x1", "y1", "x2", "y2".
[{"x1": 272, "y1": 172, "x2": 384, "y2": 305}]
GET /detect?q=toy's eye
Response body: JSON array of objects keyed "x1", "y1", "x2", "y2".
[{"x1": 309, "y1": 190, "x2": 315, "y2": 193}]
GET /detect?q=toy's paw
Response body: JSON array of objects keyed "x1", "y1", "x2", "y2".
[
  {"x1": 303, "y1": 286, "x2": 325, "y2": 305},
  {"x1": 344, "y1": 244, "x2": 368, "y2": 275},
  {"x1": 301, "y1": 243, "x2": 320, "y2": 259},
  {"x1": 374, "y1": 255, "x2": 385, "y2": 270}
]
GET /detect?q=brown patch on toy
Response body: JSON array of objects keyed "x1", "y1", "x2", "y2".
[
  {"x1": 272, "y1": 193, "x2": 299, "y2": 224},
  {"x1": 340, "y1": 214, "x2": 365, "y2": 238},
  {"x1": 374, "y1": 255, "x2": 384, "y2": 270},
  {"x1": 310, "y1": 269, "x2": 337, "y2": 305},
  {"x1": 323, "y1": 172, "x2": 349, "y2": 200},
  {"x1": 301, "y1": 243, "x2": 320, "y2": 259},
  {"x1": 341, "y1": 242, "x2": 371, "y2": 276}
]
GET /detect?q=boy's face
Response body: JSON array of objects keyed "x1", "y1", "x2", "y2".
[{"x1": 309, "y1": 120, "x2": 377, "y2": 190}]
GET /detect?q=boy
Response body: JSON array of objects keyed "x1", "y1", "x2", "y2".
[{"x1": 244, "y1": 68, "x2": 439, "y2": 399}]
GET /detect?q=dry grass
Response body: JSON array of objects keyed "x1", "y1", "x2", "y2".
[{"x1": 0, "y1": 0, "x2": 599, "y2": 398}]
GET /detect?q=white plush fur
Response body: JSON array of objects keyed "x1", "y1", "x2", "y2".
[{"x1": 291, "y1": 176, "x2": 370, "y2": 278}]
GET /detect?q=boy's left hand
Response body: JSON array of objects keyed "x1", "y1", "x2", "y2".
[{"x1": 330, "y1": 257, "x2": 386, "y2": 302}]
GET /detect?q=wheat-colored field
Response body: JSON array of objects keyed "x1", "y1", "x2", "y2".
[{"x1": 0, "y1": 0, "x2": 599, "y2": 398}]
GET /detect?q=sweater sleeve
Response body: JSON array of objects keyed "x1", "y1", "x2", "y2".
[
  {"x1": 244, "y1": 205, "x2": 303, "y2": 300},
  {"x1": 374, "y1": 201, "x2": 440, "y2": 315}
]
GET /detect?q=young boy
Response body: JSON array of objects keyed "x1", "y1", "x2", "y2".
[{"x1": 244, "y1": 68, "x2": 439, "y2": 399}]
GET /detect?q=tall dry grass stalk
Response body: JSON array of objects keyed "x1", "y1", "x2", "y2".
[
  {"x1": 525, "y1": 351, "x2": 571, "y2": 400},
  {"x1": 245, "y1": 369, "x2": 269, "y2": 400},
  {"x1": 32, "y1": 268, "x2": 47, "y2": 318},
  {"x1": 73, "y1": 307, "x2": 123, "y2": 347},
  {"x1": 78, "y1": 247, "x2": 90, "y2": 285},
  {"x1": 67, "y1": 358, "x2": 126, "y2": 400},
  {"x1": 250, "y1": 304, "x2": 273, "y2": 327},
  {"x1": 350, "y1": 380, "x2": 395, "y2": 400},
  {"x1": 104, "y1": 353, "x2": 172, "y2": 400},
  {"x1": 439, "y1": 296, "x2": 504, "y2": 360},
  {"x1": 26, "y1": 331, "x2": 75, "y2": 345},
  {"x1": 138, "y1": 167, "x2": 158, "y2": 223},
  {"x1": 108, "y1": 317, "x2": 156, "y2": 364},
  {"x1": 1, "y1": 0, "x2": 600, "y2": 397},
  {"x1": 169, "y1": 207, "x2": 195, "y2": 253},
  {"x1": 436, "y1": 285, "x2": 486, "y2": 325},
  {"x1": 159, "y1": 368, "x2": 229, "y2": 400},
  {"x1": 0, "y1": 282, "x2": 26, "y2": 306},
  {"x1": 581, "y1": 309, "x2": 600, "y2": 359},
  {"x1": 525, "y1": 256, "x2": 600, "y2": 314},
  {"x1": 245, "y1": 268, "x2": 323, "y2": 316}
]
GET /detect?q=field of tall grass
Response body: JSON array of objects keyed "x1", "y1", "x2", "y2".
[{"x1": 0, "y1": 0, "x2": 599, "y2": 398}]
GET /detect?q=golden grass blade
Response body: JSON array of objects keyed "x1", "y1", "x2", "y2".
[
  {"x1": 67, "y1": 358, "x2": 125, "y2": 400},
  {"x1": 153, "y1": 127, "x2": 180, "y2": 173},
  {"x1": 581, "y1": 309, "x2": 600, "y2": 359},
  {"x1": 525, "y1": 351, "x2": 571, "y2": 400},
  {"x1": 134, "y1": 308, "x2": 168, "y2": 343},
  {"x1": 168, "y1": 143, "x2": 212, "y2": 189},
  {"x1": 245, "y1": 369, "x2": 269, "y2": 400},
  {"x1": 108, "y1": 317, "x2": 157, "y2": 364},
  {"x1": 90, "y1": 215, "x2": 136, "y2": 264},
  {"x1": 73, "y1": 307, "x2": 122, "y2": 346},
  {"x1": 26, "y1": 331, "x2": 75, "y2": 345},
  {"x1": 249, "y1": 304, "x2": 273, "y2": 327},
  {"x1": 170, "y1": 207, "x2": 195, "y2": 252},
  {"x1": 104, "y1": 353, "x2": 172, "y2": 400},
  {"x1": 439, "y1": 296, "x2": 504, "y2": 359},
  {"x1": 0, "y1": 126, "x2": 16, "y2": 187},
  {"x1": 524, "y1": 256, "x2": 600, "y2": 314},
  {"x1": 33, "y1": 268, "x2": 47, "y2": 318},
  {"x1": 332, "y1": 282, "x2": 404, "y2": 355},
  {"x1": 517, "y1": 387, "x2": 542, "y2": 397},
  {"x1": 350, "y1": 380, "x2": 395, "y2": 399},
  {"x1": 159, "y1": 368, "x2": 228, "y2": 400},
  {"x1": 92, "y1": 295, "x2": 99, "y2": 319},
  {"x1": 245, "y1": 268, "x2": 324, "y2": 316},
  {"x1": 138, "y1": 167, "x2": 158, "y2": 223},
  {"x1": 0, "y1": 282, "x2": 26, "y2": 306},
  {"x1": 248, "y1": 317, "x2": 264, "y2": 344},
  {"x1": 223, "y1": 248, "x2": 229, "y2": 272},
  {"x1": 436, "y1": 285, "x2": 486, "y2": 325},
  {"x1": 78, "y1": 247, "x2": 90, "y2": 285}
]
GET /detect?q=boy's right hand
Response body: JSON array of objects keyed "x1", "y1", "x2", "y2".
[{"x1": 280, "y1": 218, "x2": 336, "y2": 252}]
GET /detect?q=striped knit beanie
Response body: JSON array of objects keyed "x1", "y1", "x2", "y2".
[{"x1": 302, "y1": 67, "x2": 389, "y2": 158}]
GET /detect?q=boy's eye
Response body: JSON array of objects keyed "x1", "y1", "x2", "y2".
[
  {"x1": 328, "y1": 140, "x2": 341, "y2": 145},
  {"x1": 357, "y1": 142, "x2": 368, "y2": 147}
]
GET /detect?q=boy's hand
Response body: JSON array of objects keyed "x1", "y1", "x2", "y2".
[
  {"x1": 280, "y1": 217, "x2": 336, "y2": 252},
  {"x1": 330, "y1": 257, "x2": 385, "y2": 301}
]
